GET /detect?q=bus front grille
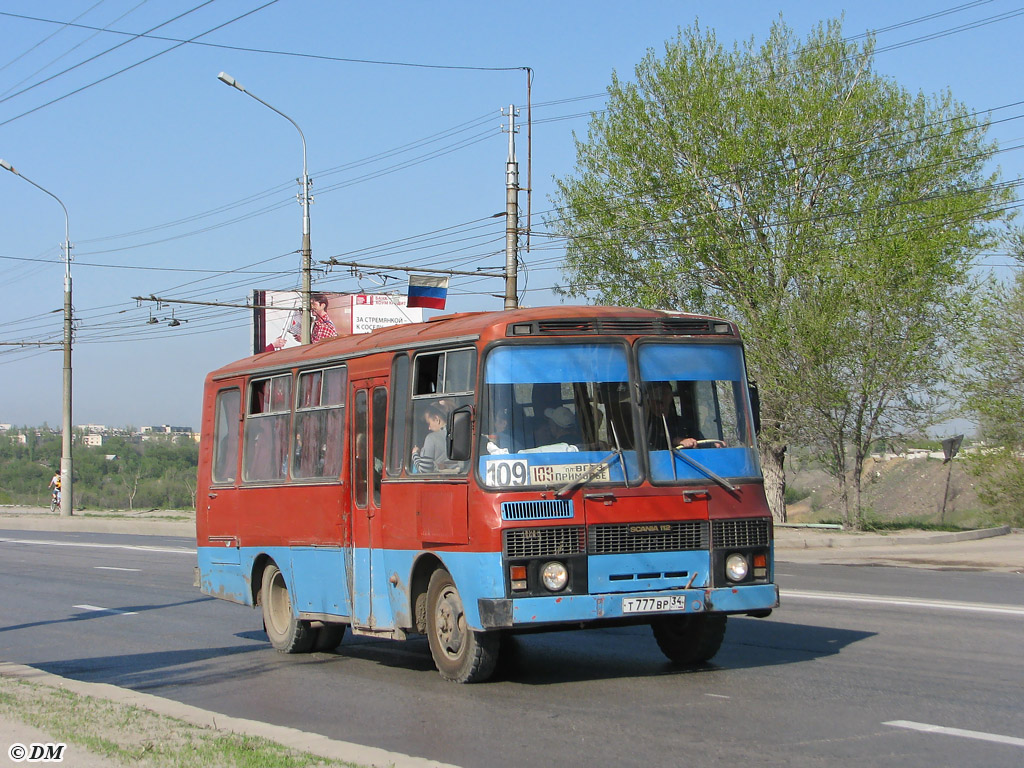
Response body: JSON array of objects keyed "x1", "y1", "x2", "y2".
[
  {"x1": 588, "y1": 521, "x2": 709, "y2": 554},
  {"x1": 503, "y1": 526, "x2": 586, "y2": 558},
  {"x1": 711, "y1": 518, "x2": 771, "y2": 548}
]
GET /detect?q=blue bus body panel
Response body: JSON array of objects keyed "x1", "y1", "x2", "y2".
[
  {"x1": 290, "y1": 547, "x2": 350, "y2": 616},
  {"x1": 588, "y1": 550, "x2": 712, "y2": 593},
  {"x1": 198, "y1": 545, "x2": 774, "y2": 630}
]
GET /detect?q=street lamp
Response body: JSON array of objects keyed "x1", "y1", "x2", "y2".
[
  {"x1": 0, "y1": 158, "x2": 74, "y2": 516},
  {"x1": 217, "y1": 72, "x2": 313, "y2": 344}
]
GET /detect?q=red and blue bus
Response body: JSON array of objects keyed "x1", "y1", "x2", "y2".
[{"x1": 196, "y1": 306, "x2": 778, "y2": 682}]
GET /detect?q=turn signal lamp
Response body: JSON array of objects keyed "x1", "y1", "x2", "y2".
[
  {"x1": 753, "y1": 553, "x2": 768, "y2": 579},
  {"x1": 510, "y1": 565, "x2": 527, "y2": 591}
]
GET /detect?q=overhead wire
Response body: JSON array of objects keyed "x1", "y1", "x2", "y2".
[
  {"x1": 0, "y1": 0, "x2": 283, "y2": 129},
  {"x1": 4, "y1": 0, "x2": 1023, "y2": 347}
]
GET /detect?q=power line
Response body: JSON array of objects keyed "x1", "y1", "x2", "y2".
[{"x1": 0, "y1": 1, "x2": 283, "y2": 128}]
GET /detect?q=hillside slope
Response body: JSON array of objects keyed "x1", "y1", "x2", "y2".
[{"x1": 786, "y1": 455, "x2": 983, "y2": 526}]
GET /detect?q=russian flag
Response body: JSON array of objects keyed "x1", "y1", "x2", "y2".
[{"x1": 407, "y1": 274, "x2": 449, "y2": 309}]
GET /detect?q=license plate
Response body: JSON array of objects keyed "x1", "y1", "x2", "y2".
[{"x1": 621, "y1": 595, "x2": 687, "y2": 614}]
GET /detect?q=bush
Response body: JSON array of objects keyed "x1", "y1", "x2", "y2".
[{"x1": 784, "y1": 486, "x2": 811, "y2": 504}]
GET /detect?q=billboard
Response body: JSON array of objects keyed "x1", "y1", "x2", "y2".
[{"x1": 252, "y1": 290, "x2": 423, "y2": 355}]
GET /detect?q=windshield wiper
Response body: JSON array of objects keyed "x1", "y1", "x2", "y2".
[
  {"x1": 553, "y1": 410, "x2": 630, "y2": 499},
  {"x1": 554, "y1": 449, "x2": 623, "y2": 499},
  {"x1": 670, "y1": 447, "x2": 738, "y2": 493}
]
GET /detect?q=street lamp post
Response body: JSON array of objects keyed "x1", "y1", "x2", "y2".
[
  {"x1": 1, "y1": 158, "x2": 74, "y2": 516},
  {"x1": 217, "y1": 72, "x2": 312, "y2": 344}
]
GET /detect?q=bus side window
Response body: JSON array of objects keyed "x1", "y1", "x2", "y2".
[
  {"x1": 293, "y1": 365, "x2": 347, "y2": 480},
  {"x1": 409, "y1": 348, "x2": 475, "y2": 474},
  {"x1": 212, "y1": 388, "x2": 241, "y2": 484},
  {"x1": 387, "y1": 354, "x2": 410, "y2": 475},
  {"x1": 243, "y1": 374, "x2": 291, "y2": 482},
  {"x1": 372, "y1": 388, "x2": 387, "y2": 504},
  {"x1": 353, "y1": 390, "x2": 368, "y2": 507}
]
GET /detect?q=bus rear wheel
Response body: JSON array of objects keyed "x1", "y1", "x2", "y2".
[
  {"x1": 261, "y1": 562, "x2": 315, "y2": 654},
  {"x1": 425, "y1": 569, "x2": 499, "y2": 683},
  {"x1": 651, "y1": 613, "x2": 727, "y2": 666}
]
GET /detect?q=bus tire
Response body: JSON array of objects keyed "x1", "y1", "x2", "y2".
[
  {"x1": 312, "y1": 624, "x2": 347, "y2": 652},
  {"x1": 261, "y1": 562, "x2": 315, "y2": 654},
  {"x1": 425, "y1": 569, "x2": 499, "y2": 683},
  {"x1": 651, "y1": 613, "x2": 727, "y2": 666}
]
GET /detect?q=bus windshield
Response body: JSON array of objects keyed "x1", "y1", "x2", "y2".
[
  {"x1": 637, "y1": 342, "x2": 760, "y2": 484},
  {"x1": 479, "y1": 343, "x2": 642, "y2": 490}
]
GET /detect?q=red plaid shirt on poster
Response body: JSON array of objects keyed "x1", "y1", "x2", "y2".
[{"x1": 312, "y1": 314, "x2": 337, "y2": 342}]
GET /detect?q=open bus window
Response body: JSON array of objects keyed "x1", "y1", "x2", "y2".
[
  {"x1": 292, "y1": 366, "x2": 347, "y2": 480},
  {"x1": 212, "y1": 388, "x2": 240, "y2": 484},
  {"x1": 408, "y1": 347, "x2": 475, "y2": 474},
  {"x1": 479, "y1": 343, "x2": 641, "y2": 489},
  {"x1": 243, "y1": 374, "x2": 291, "y2": 482}
]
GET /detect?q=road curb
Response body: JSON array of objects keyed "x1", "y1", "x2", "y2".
[
  {"x1": 0, "y1": 515, "x2": 193, "y2": 538},
  {"x1": 775, "y1": 525, "x2": 1012, "y2": 550},
  {"x1": 0, "y1": 661, "x2": 459, "y2": 768}
]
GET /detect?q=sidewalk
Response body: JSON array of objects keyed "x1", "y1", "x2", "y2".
[{"x1": 774, "y1": 523, "x2": 1023, "y2": 572}]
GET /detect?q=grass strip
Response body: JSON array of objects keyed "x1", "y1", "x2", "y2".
[{"x1": 0, "y1": 676, "x2": 363, "y2": 768}]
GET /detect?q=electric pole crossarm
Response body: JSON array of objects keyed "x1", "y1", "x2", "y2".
[{"x1": 322, "y1": 259, "x2": 505, "y2": 279}]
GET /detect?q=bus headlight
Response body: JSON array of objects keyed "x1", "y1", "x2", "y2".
[
  {"x1": 725, "y1": 553, "x2": 749, "y2": 582},
  {"x1": 541, "y1": 561, "x2": 569, "y2": 592}
]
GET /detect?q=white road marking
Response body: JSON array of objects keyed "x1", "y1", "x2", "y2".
[
  {"x1": 94, "y1": 566, "x2": 141, "y2": 572},
  {"x1": 704, "y1": 694, "x2": 731, "y2": 699},
  {"x1": 73, "y1": 604, "x2": 138, "y2": 616},
  {"x1": 885, "y1": 720, "x2": 1024, "y2": 748},
  {"x1": 783, "y1": 589, "x2": 1024, "y2": 617},
  {"x1": 0, "y1": 536, "x2": 194, "y2": 555}
]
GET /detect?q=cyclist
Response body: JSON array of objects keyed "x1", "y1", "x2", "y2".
[{"x1": 48, "y1": 472, "x2": 61, "y2": 511}]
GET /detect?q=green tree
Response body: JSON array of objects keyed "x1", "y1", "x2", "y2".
[
  {"x1": 550, "y1": 18, "x2": 1010, "y2": 526},
  {"x1": 962, "y1": 245, "x2": 1024, "y2": 527}
]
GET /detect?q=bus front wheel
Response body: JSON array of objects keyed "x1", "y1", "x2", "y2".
[
  {"x1": 425, "y1": 569, "x2": 499, "y2": 683},
  {"x1": 261, "y1": 562, "x2": 315, "y2": 654},
  {"x1": 651, "y1": 613, "x2": 727, "y2": 666}
]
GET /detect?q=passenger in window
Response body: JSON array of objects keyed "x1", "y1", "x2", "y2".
[
  {"x1": 543, "y1": 406, "x2": 583, "y2": 448},
  {"x1": 485, "y1": 408, "x2": 518, "y2": 454},
  {"x1": 529, "y1": 383, "x2": 564, "y2": 446},
  {"x1": 412, "y1": 405, "x2": 451, "y2": 472}
]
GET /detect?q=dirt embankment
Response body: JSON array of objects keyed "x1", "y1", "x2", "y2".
[{"x1": 786, "y1": 455, "x2": 983, "y2": 526}]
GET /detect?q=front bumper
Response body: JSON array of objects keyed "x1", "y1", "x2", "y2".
[{"x1": 477, "y1": 583, "x2": 779, "y2": 629}]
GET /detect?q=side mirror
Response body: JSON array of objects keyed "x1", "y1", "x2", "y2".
[
  {"x1": 748, "y1": 380, "x2": 761, "y2": 435},
  {"x1": 448, "y1": 405, "x2": 473, "y2": 461}
]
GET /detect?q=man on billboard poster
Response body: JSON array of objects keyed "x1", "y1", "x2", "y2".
[{"x1": 253, "y1": 290, "x2": 422, "y2": 355}]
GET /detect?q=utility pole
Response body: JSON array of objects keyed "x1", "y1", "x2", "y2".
[
  {"x1": 0, "y1": 159, "x2": 73, "y2": 516},
  {"x1": 502, "y1": 105, "x2": 520, "y2": 310},
  {"x1": 218, "y1": 72, "x2": 313, "y2": 343}
]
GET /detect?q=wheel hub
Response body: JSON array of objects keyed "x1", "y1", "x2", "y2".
[{"x1": 436, "y1": 587, "x2": 464, "y2": 655}]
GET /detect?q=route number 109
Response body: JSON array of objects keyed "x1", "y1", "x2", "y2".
[{"x1": 485, "y1": 459, "x2": 529, "y2": 487}]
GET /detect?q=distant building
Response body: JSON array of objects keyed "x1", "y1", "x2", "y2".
[
  {"x1": 140, "y1": 425, "x2": 196, "y2": 443},
  {"x1": 83, "y1": 434, "x2": 104, "y2": 447}
]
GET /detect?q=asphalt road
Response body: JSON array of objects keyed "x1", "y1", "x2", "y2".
[{"x1": 1, "y1": 528, "x2": 1022, "y2": 767}]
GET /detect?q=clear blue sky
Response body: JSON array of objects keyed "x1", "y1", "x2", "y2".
[{"x1": 0, "y1": 0, "x2": 1020, "y2": 429}]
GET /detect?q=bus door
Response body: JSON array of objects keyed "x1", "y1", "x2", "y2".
[{"x1": 350, "y1": 380, "x2": 389, "y2": 630}]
